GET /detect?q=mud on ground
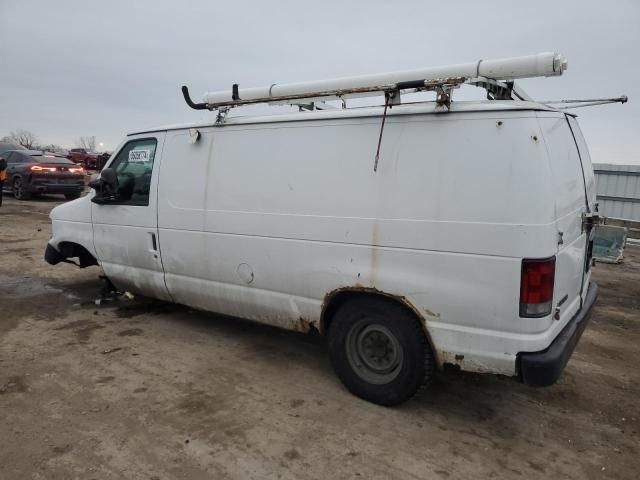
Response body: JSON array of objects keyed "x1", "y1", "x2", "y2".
[{"x1": 1, "y1": 195, "x2": 639, "y2": 480}]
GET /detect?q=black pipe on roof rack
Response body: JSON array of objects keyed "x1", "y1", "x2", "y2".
[{"x1": 181, "y1": 86, "x2": 209, "y2": 110}]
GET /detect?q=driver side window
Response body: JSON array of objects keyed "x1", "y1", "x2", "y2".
[{"x1": 108, "y1": 138, "x2": 157, "y2": 206}]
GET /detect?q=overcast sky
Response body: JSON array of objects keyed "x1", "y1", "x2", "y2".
[{"x1": 1, "y1": 0, "x2": 638, "y2": 164}]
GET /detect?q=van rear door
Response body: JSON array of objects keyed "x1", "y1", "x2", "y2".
[
  {"x1": 566, "y1": 115, "x2": 597, "y2": 302},
  {"x1": 537, "y1": 113, "x2": 594, "y2": 323}
]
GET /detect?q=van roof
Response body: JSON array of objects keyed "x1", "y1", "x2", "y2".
[{"x1": 128, "y1": 100, "x2": 566, "y2": 136}]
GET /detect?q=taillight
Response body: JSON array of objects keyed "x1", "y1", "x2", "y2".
[
  {"x1": 520, "y1": 257, "x2": 556, "y2": 317},
  {"x1": 30, "y1": 165, "x2": 56, "y2": 172}
]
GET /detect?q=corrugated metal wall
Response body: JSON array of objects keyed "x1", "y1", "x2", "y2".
[{"x1": 593, "y1": 163, "x2": 640, "y2": 221}]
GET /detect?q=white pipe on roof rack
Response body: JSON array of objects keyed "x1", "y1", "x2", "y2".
[{"x1": 202, "y1": 52, "x2": 567, "y2": 104}]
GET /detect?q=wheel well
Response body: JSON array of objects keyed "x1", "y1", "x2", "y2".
[
  {"x1": 321, "y1": 288, "x2": 439, "y2": 366},
  {"x1": 58, "y1": 241, "x2": 98, "y2": 268},
  {"x1": 321, "y1": 288, "x2": 424, "y2": 334}
]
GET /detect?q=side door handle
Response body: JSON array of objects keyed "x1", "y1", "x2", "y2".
[{"x1": 148, "y1": 232, "x2": 159, "y2": 259}]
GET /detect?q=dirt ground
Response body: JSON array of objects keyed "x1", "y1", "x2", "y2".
[{"x1": 1, "y1": 195, "x2": 639, "y2": 480}]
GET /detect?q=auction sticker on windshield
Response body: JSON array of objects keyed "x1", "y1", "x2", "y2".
[{"x1": 129, "y1": 149, "x2": 151, "y2": 163}]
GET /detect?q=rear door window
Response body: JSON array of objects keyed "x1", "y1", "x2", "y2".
[{"x1": 108, "y1": 138, "x2": 157, "y2": 206}]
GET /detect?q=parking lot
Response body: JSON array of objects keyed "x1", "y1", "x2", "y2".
[{"x1": 1, "y1": 195, "x2": 639, "y2": 480}]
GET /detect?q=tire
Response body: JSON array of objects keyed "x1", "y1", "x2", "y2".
[
  {"x1": 328, "y1": 297, "x2": 435, "y2": 406},
  {"x1": 13, "y1": 177, "x2": 31, "y2": 200},
  {"x1": 64, "y1": 192, "x2": 81, "y2": 200}
]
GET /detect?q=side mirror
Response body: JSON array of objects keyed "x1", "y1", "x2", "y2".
[
  {"x1": 90, "y1": 167, "x2": 119, "y2": 204},
  {"x1": 100, "y1": 168, "x2": 118, "y2": 189}
]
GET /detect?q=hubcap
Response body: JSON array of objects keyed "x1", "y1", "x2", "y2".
[{"x1": 346, "y1": 320, "x2": 403, "y2": 384}]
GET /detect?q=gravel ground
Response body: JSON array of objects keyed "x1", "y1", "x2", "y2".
[{"x1": 1, "y1": 195, "x2": 639, "y2": 480}]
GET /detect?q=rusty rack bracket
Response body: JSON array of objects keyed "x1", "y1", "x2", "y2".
[
  {"x1": 215, "y1": 107, "x2": 230, "y2": 124},
  {"x1": 465, "y1": 76, "x2": 515, "y2": 101}
]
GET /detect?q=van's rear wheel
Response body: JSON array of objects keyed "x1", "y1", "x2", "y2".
[{"x1": 328, "y1": 297, "x2": 435, "y2": 406}]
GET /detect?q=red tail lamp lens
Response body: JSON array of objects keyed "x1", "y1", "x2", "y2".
[{"x1": 520, "y1": 257, "x2": 555, "y2": 317}]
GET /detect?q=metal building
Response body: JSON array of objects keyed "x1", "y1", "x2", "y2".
[{"x1": 593, "y1": 163, "x2": 640, "y2": 221}]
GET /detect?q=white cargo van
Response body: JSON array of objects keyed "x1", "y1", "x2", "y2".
[{"x1": 46, "y1": 53, "x2": 611, "y2": 405}]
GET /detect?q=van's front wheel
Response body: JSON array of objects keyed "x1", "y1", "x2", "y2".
[{"x1": 328, "y1": 297, "x2": 435, "y2": 406}]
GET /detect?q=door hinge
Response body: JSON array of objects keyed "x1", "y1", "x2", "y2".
[{"x1": 582, "y1": 212, "x2": 601, "y2": 234}]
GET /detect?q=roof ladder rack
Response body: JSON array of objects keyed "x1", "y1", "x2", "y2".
[
  {"x1": 180, "y1": 52, "x2": 627, "y2": 117},
  {"x1": 182, "y1": 52, "x2": 569, "y2": 113}
]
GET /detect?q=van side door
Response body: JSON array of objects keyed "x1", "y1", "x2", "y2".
[{"x1": 91, "y1": 133, "x2": 171, "y2": 300}]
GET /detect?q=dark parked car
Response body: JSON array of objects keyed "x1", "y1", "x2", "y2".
[{"x1": 1, "y1": 150, "x2": 85, "y2": 200}]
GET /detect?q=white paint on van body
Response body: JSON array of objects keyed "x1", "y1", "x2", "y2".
[{"x1": 48, "y1": 100, "x2": 594, "y2": 377}]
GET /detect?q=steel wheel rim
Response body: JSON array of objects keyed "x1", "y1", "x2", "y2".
[{"x1": 346, "y1": 319, "x2": 403, "y2": 385}]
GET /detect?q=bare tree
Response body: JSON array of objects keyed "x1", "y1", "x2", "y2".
[
  {"x1": 77, "y1": 136, "x2": 96, "y2": 152},
  {"x1": 8, "y1": 129, "x2": 39, "y2": 149}
]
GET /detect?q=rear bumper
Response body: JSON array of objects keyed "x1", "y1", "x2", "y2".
[
  {"x1": 27, "y1": 182, "x2": 84, "y2": 194},
  {"x1": 518, "y1": 282, "x2": 599, "y2": 387},
  {"x1": 26, "y1": 175, "x2": 84, "y2": 193}
]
